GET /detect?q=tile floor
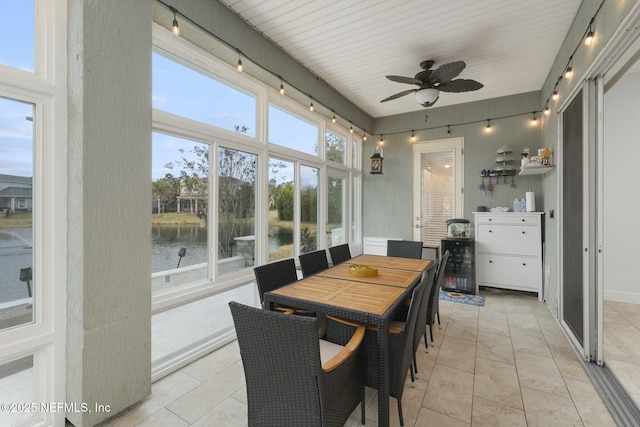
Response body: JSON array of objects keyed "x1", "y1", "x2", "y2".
[
  {"x1": 102, "y1": 290, "x2": 619, "y2": 427},
  {"x1": 604, "y1": 300, "x2": 640, "y2": 407}
]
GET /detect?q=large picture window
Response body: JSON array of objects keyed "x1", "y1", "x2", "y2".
[
  {"x1": 269, "y1": 104, "x2": 318, "y2": 156},
  {"x1": 1, "y1": 1, "x2": 34, "y2": 72},
  {"x1": 153, "y1": 49, "x2": 257, "y2": 137},
  {"x1": 152, "y1": 24, "x2": 361, "y2": 379},
  {"x1": 0, "y1": 96, "x2": 35, "y2": 330}
]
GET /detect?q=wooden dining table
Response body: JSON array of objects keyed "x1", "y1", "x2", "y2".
[{"x1": 263, "y1": 254, "x2": 432, "y2": 427}]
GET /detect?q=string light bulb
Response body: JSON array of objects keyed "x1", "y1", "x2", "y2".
[
  {"x1": 565, "y1": 57, "x2": 573, "y2": 78},
  {"x1": 531, "y1": 112, "x2": 537, "y2": 125},
  {"x1": 309, "y1": 99, "x2": 314, "y2": 112},
  {"x1": 363, "y1": 132, "x2": 367, "y2": 141},
  {"x1": 544, "y1": 104, "x2": 550, "y2": 115},
  {"x1": 332, "y1": 114, "x2": 336, "y2": 123},
  {"x1": 350, "y1": 124, "x2": 354, "y2": 133},
  {"x1": 171, "y1": 7, "x2": 180, "y2": 36},
  {"x1": 552, "y1": 83, "x2": 559, "y2": 101},
  {"x1": 279, "y1": 78, "x2": 285, "y2": 95},
  {"x1": 447, "y1": 125, "x2": 451, "y2": 135},
  {"x1": 236, "y1": 52, "x2": 243, "y2": 72},
  {"x1": 484, "y1": 119, "x2": 492, "y2": 132},
  {"x1": 410, "y1": 130, "x2": 416, "y2": 142},
  {"x1": 379, "y1": 135, "x2": 384, "y2": 145},
  {"x1": 585, "y1": 19, "x2": 595, "y2": 46}
]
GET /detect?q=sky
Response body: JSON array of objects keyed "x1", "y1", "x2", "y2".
[
  {"x1": 2, "y1": 2, "x2": 328, "y2": 185},
  {"x1": 1, "y1": 1, "x2": 34, "y2": 178}
]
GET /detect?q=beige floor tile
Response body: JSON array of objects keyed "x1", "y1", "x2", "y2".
[
  {"x1": 166, "y1": 364, "x2": 245, "y2": 423},
  {"x1": 564, "y1": 378, "x2": 617, "y2": 427},
  {"x1": 180, "y1": 341, "x2": 241, "y2": 382},
  {"x1": 476, "y1": 330, "x2": 515, "y2": 365},
  {"x1": 107, "y1": 371, "x2": 201, "y2": 427},
  {"x1": 510, "y1": 326, "x2": 553, "y2": 358},
  {"x1": 436, "y1": 335, "x2": 477, "y2": 373},
  {"x1": 414, "y1": 407, "x2": 470, "y2": 427},
  {"x1": 474, "y1": 357, "x2": 523, "y2": 410},
  {"x1": 443, "y1": 317, "x2": 477, "y2": 343},
  {"x1": 515, "y1": 351, "x2": 570, "y2": 398},
  {"x1": 133, "y1": 408, "x2": 189, "y2": 427},
  {"x1": 553, "y1": 351, "x2": 591, "y2": 384},
  {"x1": 190, "y1": 397, "x2": 247, "y2": 427},
  {"x1": 521, "y1": 386, "x2": 583, "y2": 427},
  {"x1": 605, "y1": 359, "x2": 640, "y2": 395},
  {"x1": 478, "y1": 310, "x2": 510, "y2": 336},
  {"x1": 506, "y1": 310, "x2": 540, "y2": 331},
  {"x1": 471, "y1": 396, "x2": 527, "y2": 427},
  {"x1": 423, "y1": 364, "x2": 474, "y2": 423}
]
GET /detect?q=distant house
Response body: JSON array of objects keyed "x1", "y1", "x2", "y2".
[{"x1": 0, "y1": 174, "x2": 33, "y2": 213}]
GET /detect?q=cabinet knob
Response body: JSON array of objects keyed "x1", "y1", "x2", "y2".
[
  {"x1": 521, "y1": 219, "x2": 526, "y2": 222},
  {"x1": 488, "y1": 218, "x2": 492, "y2": 221},
  {"x1": 489, "y1": 230, "x2": 493, "y2": 233},
  {"x1": 489, "y1": 260, "x2": 493, "y2": 263},
  {"x1": 522, "y1": 231, "x2": 526, "y2": 234},
  {"x1": 522, "y1": 263, "x2": 527, "y2": 266}
]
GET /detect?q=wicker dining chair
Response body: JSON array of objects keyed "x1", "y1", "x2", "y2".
[
  {"x1": 328, "y1": 244, "x2": 352, "y2": 266},
  {"x1": 253, "y1": 258, "x2": 298, "y2": 314},
  {"x1": 410, "y1": 261, "x2": 437, "y2": 377},
  {"x1": 229, "y1": 301, "x2": 366, "y2": 427},
  {"x1": 426, "y1": 250, "x2": 450, "y2": 344},
  {"x1": 325, "y1": 282, "x2": 426, "y2": 427},
  {"x1": 386, "y1": 239, "x2": 423, "y2": 259},
  {"x1": 299, "y1": 249, "x2": 330, "y2": 277}
]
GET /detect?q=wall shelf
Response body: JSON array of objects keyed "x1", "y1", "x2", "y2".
[{"x1": 519, "y1": 165, "x2": 555, "y2": 175}]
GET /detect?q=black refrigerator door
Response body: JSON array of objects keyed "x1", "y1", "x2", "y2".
[{"x1": 441, "y1": 239, "x2": 475, "y2": 294}]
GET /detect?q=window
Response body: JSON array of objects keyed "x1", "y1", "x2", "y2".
[
  {"x1": 269, "y1": 104, "x2": 318, "y2": 156},
  {"x1": 152, "y1": 132, "x2": 208, "y2": 288},
  {"x1": 153, "y1": 50, "x2": 257, "y2": 137},
  {"x1": 326, "y1": 130, "x2": 346, "y2": 164},
  {"x1": 300, "y1": 165, "x2": 319, "y2": 253},
  {"x1": 0, "y1": 96, "x2": 35, "y2": 330},
  {"x1": 268, "y1": 158, "x2": 294, "y2": 260},
  {"x1": 1, "y1": 1, "x2": 34, "y2": 72},
  {"x1": 217, "y1": 146, "x2": 257, "y2": 274}
]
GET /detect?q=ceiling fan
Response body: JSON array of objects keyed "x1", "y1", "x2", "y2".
[{"x1": 381, "y1": 59, "x2": 483, "y2": 107}]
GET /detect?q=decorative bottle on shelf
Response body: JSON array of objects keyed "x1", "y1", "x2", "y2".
[
  {"x1": 513, "y1": 198, "x2": 521, "y2": 212},
  {"x1": 520, "y1": 198, "x2": 526, "y2": 212}
]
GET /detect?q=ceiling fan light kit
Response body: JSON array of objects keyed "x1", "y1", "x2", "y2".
[
  {"x1": 415, "y1": 88, "x2": 440, "y2": 107},
  {"x1": 382, "y1": 59, "x2": 483, "y2": 108}
]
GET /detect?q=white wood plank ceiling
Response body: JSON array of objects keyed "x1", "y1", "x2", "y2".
[{"x1": 220, "y1": 0, "x2": 582, "y2": 118}]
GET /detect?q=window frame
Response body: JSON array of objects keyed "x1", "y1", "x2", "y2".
[{"x1": 151, "y1": 22, "x2": 362, "y2": 377}]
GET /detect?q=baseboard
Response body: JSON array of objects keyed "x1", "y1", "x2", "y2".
[{"x1": 604, "y1": 289, "x2": 640, "y2": 304}]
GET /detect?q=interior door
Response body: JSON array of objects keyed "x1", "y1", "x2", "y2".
[
  {"x1": 412, "y1": 138, "x2": 463, "y2": 250},
  {"x1": 326, "y1": 168, "x2": 348, "y2": 247}
]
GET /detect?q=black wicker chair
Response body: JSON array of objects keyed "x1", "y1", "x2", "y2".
[
  {"x1": 253, "y1": 258, "x2": 298, "y2": 314},
  {"x1": 299, "y1": 249, "x2": 330, "y2": 277},
  {"x1": 426, "y1": 250, "x2": 450, "y2": 344},
  {"x1": 229, "y1": 301, "x2": 366, "y2": 427},
  {"x1": 328, "y1": 244, "x2": 352, "y2": 266},
  {"x1": 410, "y1": 261, "x2": 437, "y2": 377},
  {"x1": 386, "y1": 240, "x2": 423, "y2": 259},
  {"x1": 326, "y1": 282, "x2": 426, "y2": 426}
]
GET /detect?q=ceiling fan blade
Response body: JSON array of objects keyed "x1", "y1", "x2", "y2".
[
  {"x1": 386, "y1": 75, "x2": 421, "y2": 85},
  {"x1": 430, "y1": 61, "x2": 466, "y2": 84},
  {"x1": 414, "y1": 70, "x2": 432, "y2": 84},
  {"x1": 381, "y1": 88, "x2": 417, "y2": 102},
  {"x1": 437, "y1": 79, "x2": 484, "y2": 93}
]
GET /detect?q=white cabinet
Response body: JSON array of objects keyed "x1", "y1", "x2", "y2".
[
  {"x1": 363, "y1": 236, "x2": 402, "y2": 256},
  {"x1": 474, "y1": 212, "x2": 543, "y2": 300}
]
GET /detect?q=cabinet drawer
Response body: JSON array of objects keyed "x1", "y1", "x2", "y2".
[
  {"x1": 476, "y1": 225, "x2": 539, "y2": 256},
  {"x1": 476, "y1": 215, "x2": 539, "y2": 225},
  {"x1": 477, "y1": 254, "x2": 540, "y2": 290}
]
